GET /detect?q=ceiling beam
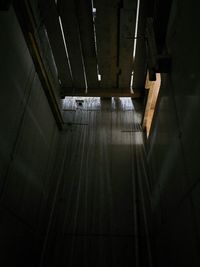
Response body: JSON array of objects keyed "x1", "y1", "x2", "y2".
[
  {"x1": 118, "y1": 0, "x2": 137, "y2": 88},
  {"x1": 59, "y1": 0, "x2": 86, "y2": 91},
  {"x1": 94, "y1": 0, "x2": 118, "y2": 88},
  {"x1": 132, "y1": 0, "x2": 147, "y2": 89},
  {"x1": 41, "y1": 0, "x2": 73, "y2": 88},
  {"x1": 61, "y1": 87, "x2": 142, "y2": 98},
  {"x1": 75, "y1": 0, "x2": 99, "y2": 89}
]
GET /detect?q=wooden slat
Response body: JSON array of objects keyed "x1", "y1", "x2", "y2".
[
  {"x1": 132, "y1": 38, "x2": 146, "y2": 89},
  {"x1": 61, "y1": 87, "x2": 141, "y2": 98},
  {"x1": 132, "y1": 0, "x2": 147, "y2": 90},
  {"x1": 59, "y1": 0, "x2": 86, "y2": 91},
  {"x1": 143, "y1": 72, "x2": 161, "y2": 136},
  {"x1": 119, "y1": 0, "x2": 137, "y2": 88},
  {"x1": 94, "y1": 0, "x2": 118, "y2": 88},
  {"x1": 42, "y1": 0, "x2": 73, "y2": 88},
  {"x1": 75, "y1": 0, "x2": 99, "y2": 90}
]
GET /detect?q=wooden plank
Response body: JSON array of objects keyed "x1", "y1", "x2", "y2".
[
  {"x1": 132, "y1": 38, "x2": 146, "y2": 89},
  {"x1": 94, "y1": 0, "x2": 118, "y2": 88},
  {"x1": 59, "y1": 0, "x2": 86, "y2": 91},
  {"x1": 75, "y1": 0, "x2": 99, "y2": 90},
  {"x1": 132, "y1": 0, "x2": 147, "y2": 90},
  {"x1": 118, "y1": 0, "x2": 137, "y2": 88},
  {"x1": 42, "y1": 0, "x2": 73, "y2": 88},
  {"x1": 61, "y1": 87, "x2": 141, "y2": 98},
  {"x1": 142, "y1": 72, "x2": 161, "y2": 136}
]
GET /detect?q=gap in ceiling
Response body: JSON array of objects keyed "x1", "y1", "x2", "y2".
[
  {"x1": 130, "y1": 0, "x2": 141, "y2": 93},
  {"x1": 58, "y1": 16, "x2": 73, "y2": 83}
]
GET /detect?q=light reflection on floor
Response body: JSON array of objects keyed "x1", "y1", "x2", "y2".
[
  {"x1": 62, "y1": 97, "x2": 135, "y2": 111},
  {"x1": 62, "y1": 97, "x2": 143, "y2": 145}
]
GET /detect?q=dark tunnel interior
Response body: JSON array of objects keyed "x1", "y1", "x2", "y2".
[{"x1": 1, "y1": 0, "x2": 200, "y2": 266}]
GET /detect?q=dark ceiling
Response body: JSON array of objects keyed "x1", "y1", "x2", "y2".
[{"x1": 40, "y1": 0, "x2": 147, "y2": 97}]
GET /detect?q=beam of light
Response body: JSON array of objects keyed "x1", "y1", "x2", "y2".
[
  {"x1": 98, "y1": 74, "x2": 101, "y2": 81},
  {"x1": 58, "y1": 16, "x2": 73, "y2": 81},
  {"x1": 91, "y1": 0, "x2": 101, "y2": 83},
  {"x1": 130, "y1": 0, "x2": 141, "y2": 92}
]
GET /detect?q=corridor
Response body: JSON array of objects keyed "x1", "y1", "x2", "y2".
[
  {"x1": 1, "y1": 1, "x2": 200, "y2": 266},
  {"x1": 41, "y1": 98, "x2": 151, "y2": 266}
]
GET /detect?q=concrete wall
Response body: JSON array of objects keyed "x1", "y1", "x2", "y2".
[
  {"x1": 148, "y1": 1, "x2": 200, "y2": 266},
  {"x1": 0, "y1": 7, "x2": 60, "y2": 266}
]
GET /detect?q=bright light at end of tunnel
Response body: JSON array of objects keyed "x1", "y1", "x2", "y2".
[
  {"x1": 58, "y1": 16, "x2": 73, "y2": 80},
  {"x1": 130, "y1": 72, "x2": 134, "y2": 93}
]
